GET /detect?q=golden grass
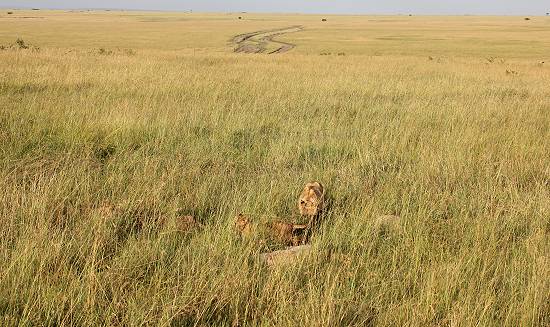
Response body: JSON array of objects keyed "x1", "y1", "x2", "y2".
[{"x1": 0, "y1": 9, "x2": 549, "y2": 326}]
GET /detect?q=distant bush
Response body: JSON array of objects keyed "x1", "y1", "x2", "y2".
[
  {"x1": 524, "y1": 17, "x2": 531, "y2": 21},
  {"x1": 7, "y1": 11, "x2": 13, "y2": 14},
  {"x1": 98, "y1": 48, "x2": 113, "y2": 55},
  {"x1": 97, "y1": 48, "x2": 135, "y2": 56},
  {"x1": 1, "y1": 38, "x2": 40, "y2": 51},
  {"x1": 15, "y1": 38, "x2": 28, "y2": 49},
  {"x1": 123, "y1": 48, "x2": 136, "y2": 56}
]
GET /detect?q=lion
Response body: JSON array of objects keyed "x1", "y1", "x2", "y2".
[
  {"x1": 235, "y1": 214, "x2": 309, "y2": 246},
  {"x1": 269, "y1": 221, "x2": 309, "y2": 246},
  {"x1": 298, "y1": 182, "x2": 325, "y2": 217},
  {"x1": 235, "y1": 213, "x2": 253, "y2": 238}
]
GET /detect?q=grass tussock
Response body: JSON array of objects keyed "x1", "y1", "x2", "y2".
[{"x1": 0, "y1": 11, "x2": 549, "y2": 326}]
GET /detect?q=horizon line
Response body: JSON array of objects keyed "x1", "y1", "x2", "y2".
[{"x1": 1, "y1": 6, "x2": 548, "y2": 16}]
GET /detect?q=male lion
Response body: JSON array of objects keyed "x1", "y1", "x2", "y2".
[{"x1": 298, "y1": 182, "x2": 325, "y2": 217}]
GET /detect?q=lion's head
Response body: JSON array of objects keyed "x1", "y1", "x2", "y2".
[{"x1": 298, "y1": 182, "x2": 325, "y2": 216}]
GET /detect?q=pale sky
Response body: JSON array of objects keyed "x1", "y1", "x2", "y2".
[{"x1": 1, "y1": 1, "x2": 548, "y2": 15}]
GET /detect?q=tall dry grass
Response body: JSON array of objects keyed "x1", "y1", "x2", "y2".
[{"x1": 0, "y1": 10, "x2": 549, "y2": 326}]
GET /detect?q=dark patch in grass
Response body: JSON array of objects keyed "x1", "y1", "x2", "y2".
[
  {"x1": 13, "y1": 125, "x2": 71, "y2": 159},
  {"x1": 113, "y1": 205, "x2": 165, "y2": 243},
  {"x1": 90, "y1": 131, "x2": 117, "y2": 164},
  {"x1": 94, "y1": 144, "x2": 116, "y2": 163},
  {"x1": 257, "y1": 123, "x2": 280, "y2": 140},
  {"x1": 191, "y1": 125, "x2": 212, "y2": 139},
  {"x1": 0, "y1": 298, "x2": 24, "y2": 324},
  {"x1": 229, "y1": 129, "x2": 255, "y2": 151}
]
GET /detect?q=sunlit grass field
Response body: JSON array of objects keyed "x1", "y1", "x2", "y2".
[{"x1": 1, "y1": 9, "x2": 549, "y2": 326}]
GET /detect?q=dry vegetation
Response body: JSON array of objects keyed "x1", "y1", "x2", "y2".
[{"x1": 1, "y1": 10, "x2": 549, "y2": 326}]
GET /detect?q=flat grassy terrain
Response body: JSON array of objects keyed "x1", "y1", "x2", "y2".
[{"x1": 1, "y1": 9, "x2": 549, "y2": 326}]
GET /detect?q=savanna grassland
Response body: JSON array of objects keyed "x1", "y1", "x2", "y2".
[{"x1": 0, "y1": 9, "x2": 549, "y2": 326}]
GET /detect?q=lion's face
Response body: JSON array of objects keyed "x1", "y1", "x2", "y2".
[{"x1": 298, "y1": 182, "x2": 324, "y2": 216}]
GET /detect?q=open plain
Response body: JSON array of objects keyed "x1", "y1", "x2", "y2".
[{"x1": 0, "y1": 10, "x2": 549, "y2": 326}]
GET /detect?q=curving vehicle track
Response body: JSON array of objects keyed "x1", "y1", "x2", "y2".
[{"x1": 233, "y1": 26, "x2": 304, "y2": 54}]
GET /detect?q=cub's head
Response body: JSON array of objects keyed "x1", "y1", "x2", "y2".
[
  {"x1": 235, "y1": 213, "x2": 253, "y2": 238},
  {"x1": 298, "y1": 182, "x2": 325, "y2": 216}
]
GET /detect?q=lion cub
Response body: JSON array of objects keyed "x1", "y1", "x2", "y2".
[
  {"x1": 235, "y1": 214, "x2": 308, "y2": 246},
  {"x1": 298, "y1": 182, "x2": 325, "y2": 217},
  {"x1": 235, "y1": 213, "x2": 253, "y2": 238}
]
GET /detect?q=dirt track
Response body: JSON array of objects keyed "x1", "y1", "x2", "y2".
[{"x1": 233, "y1": 26, "x2": 304, "y2": 54}]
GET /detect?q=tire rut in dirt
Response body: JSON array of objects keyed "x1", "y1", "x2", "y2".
[{"x1": 232, "y1": 26, "x2": 304, "y2": 54}]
